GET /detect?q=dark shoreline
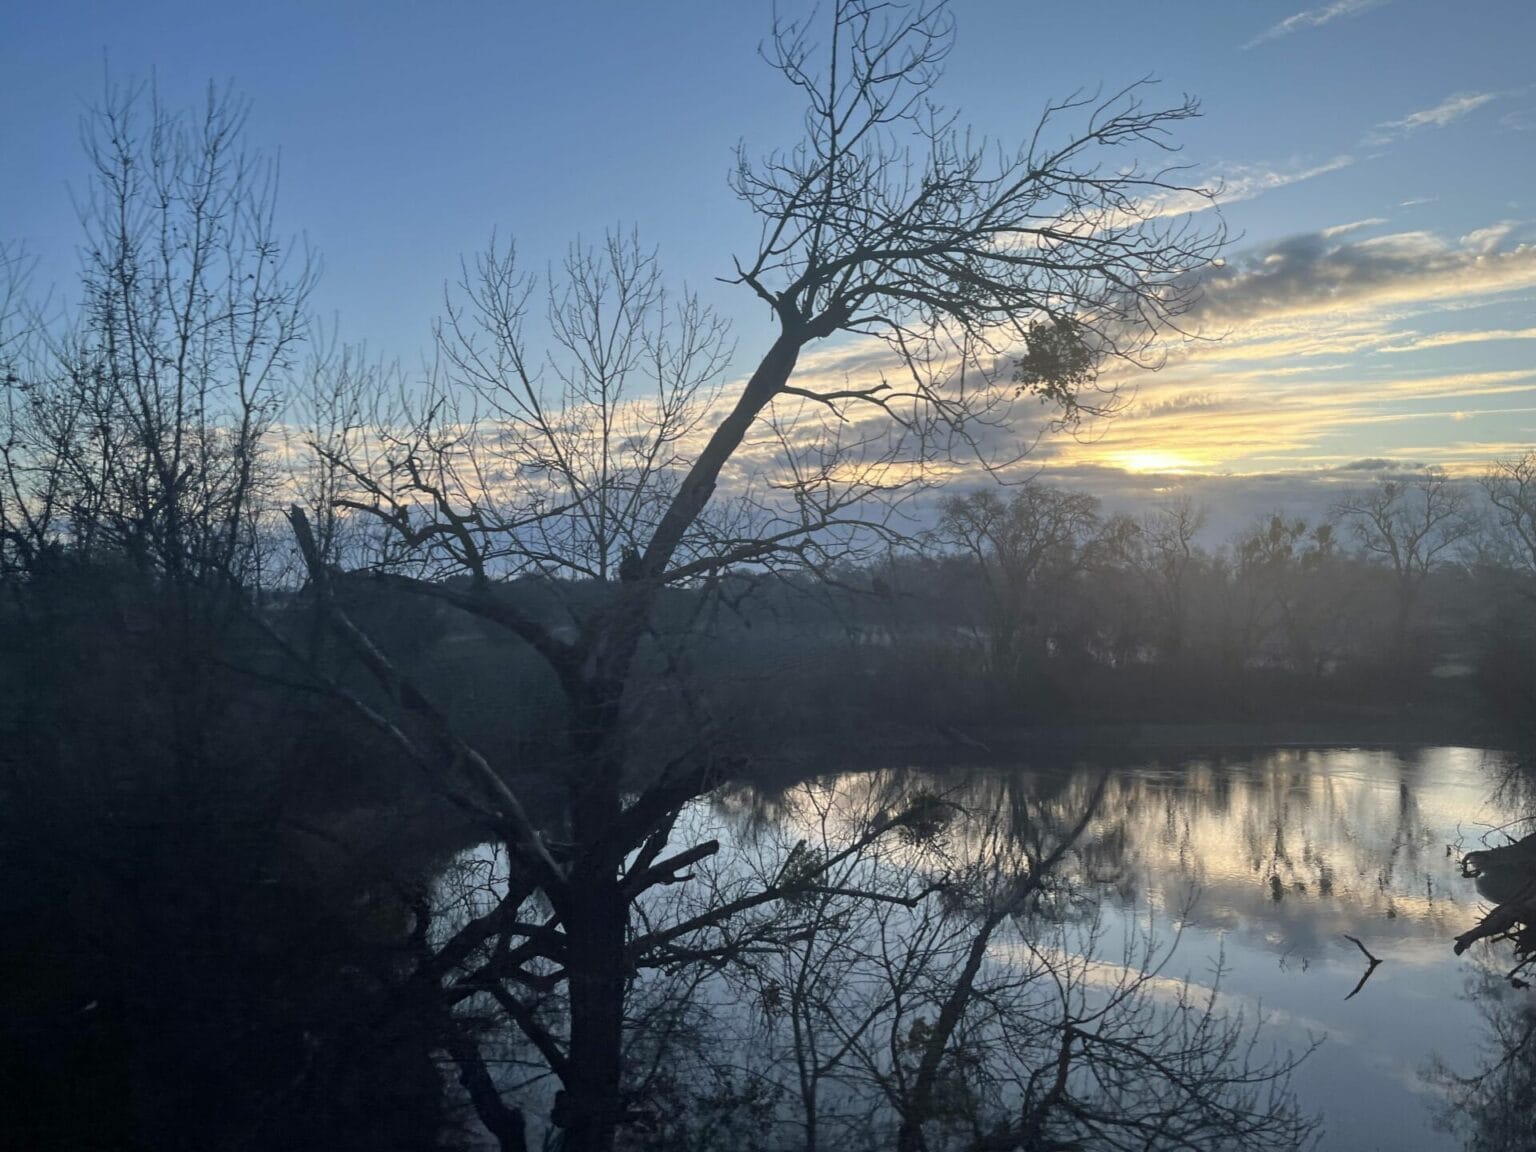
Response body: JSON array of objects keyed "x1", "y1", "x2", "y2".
[{"x1": 759, "y1": 714, "x2": 1522, "y2": 779}]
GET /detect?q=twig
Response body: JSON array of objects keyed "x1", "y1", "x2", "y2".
[{"x1": 1342, "y1": 934, "x2": 1382, "y2": 1001}]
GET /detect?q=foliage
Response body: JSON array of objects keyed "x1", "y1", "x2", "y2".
[{"x1": 1013, "y1": 316, "x2": 1103, "y2": 415}]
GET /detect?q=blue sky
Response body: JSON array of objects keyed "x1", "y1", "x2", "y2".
[{"x1": 4, "y1": 0, "x2": 1534, "y2": 529}]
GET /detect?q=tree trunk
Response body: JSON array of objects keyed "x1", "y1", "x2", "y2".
[
  {"x1": 557, "y1": 686, "x2": 630, "y2": 1152},
  {"x1": 547, "y1": 327, "x2": 810, "y2": 1150},
  {"x1": 560, "y1": 866, "x2": 628, "y2": 1152},
  {"x1": 445, "y1": 1031, "x2": 528, "y2": 1152},
  {"x1": 1392, "y1": 579, "x2": 1416, "y2": 668},
  {"x1": 641, "y1": 328, "x2": 803, "y2": 575},
  {"x1": 894, "y1": 906, "x2": 1007, "y2": 1152}
]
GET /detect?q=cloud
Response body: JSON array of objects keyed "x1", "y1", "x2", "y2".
[
  {"x1": 743, "y1": 219, "x2": 1536, "y2": 498},
  {"x1": 1332, "y1": 457, "x2": 1420, "y2": 473},
  {"x1": 1501, "y1": 107, "x2": 1536, "y2": 133},
  {"x1": 1364, "y1": 92, "x2": 1496, "y2": 146},
  {"x1": 1216, "y1": 156, "x2": 1356, "y2": 205},
  {"x1": 1016, "y1": 219, "x2": 1536, "y2": 486},
  {"x1": 1461, "y1": 222, "x2": 1518, "y2": 254},
  {"x1": 1146, "y1": 156, "x2": 1354, "y2": 220},
  {"x1": 1321, "y1": 217, "x2": 1387, "y2": 239},
  {"x1": 1243, "y1": 0, "x2": 1389, "y2": 49},
  {"x1": 1017, "y1": 466, "x2": 1379, "y2": 545},
  {"x1": 657, "y1": 206, "x2": 1536, "y2": 542},
  {"x1": 1378, "y1": 325, "x2": 1536, "y2": 353},
  {"x1": 1135, "y1": 392, "x2": 1226, "y2": 418},
  {"x1": 1188, "y1": 227, "x2": 1536, "y2": 328},
  {"x1": 1397, "y1": 92, "x2": 1498, "y2": 130}
]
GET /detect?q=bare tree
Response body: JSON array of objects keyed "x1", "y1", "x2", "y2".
[
  {"x1": 290, "y1": 3, "x2": 1227, "y2": 1148},
  {"x1": 0, "y1": 242, "x2": 48, "y2": 574},
  {"x1": 1141, "y1": 495, "x2": 1207, "y2": 658},
  {"x1": 1331, "y1": 469, "x2": 1475, "y2": 660},
  {"x1": 0, "y1": 79, "x2": 321, "y2": 823},
  {"x1": 934, "y1": 483, "x2": 1101, "y2": 682},
  {"x1": 1, "y1": 79, "x2": 314, "y2": 591},
  {"x1": 421, "y1": 232, "x2": 737, "y2": 583},
  {"x1": 1227, "y1": 514, "x2": 1341, "y2": 674},
  {"x1": 284, "y1": 338, "x2": 400, "y2": 574},
  {"x1": 1480, "y1": 452, "x2": 1536, "y2": 577}
]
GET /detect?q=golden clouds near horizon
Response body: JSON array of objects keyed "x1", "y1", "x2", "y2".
[
  {"x1": 754, "y1": 221, "x2": 1536, "y2": 481},
  {"x1": 261, "y1": 221, "x2": 1535, "y2": 512},
  {"x1": 1111, "y1": 450, "x2": 1207, "y2": 474}
]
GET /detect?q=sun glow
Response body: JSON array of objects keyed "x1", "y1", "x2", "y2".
[{"x1": 1113, "y1": 450, "x2": 1203, "y2": 473}]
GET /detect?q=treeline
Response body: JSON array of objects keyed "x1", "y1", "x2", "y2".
[{"x1": 668, "y1": 470, "x2": 1536, "y2": 749}]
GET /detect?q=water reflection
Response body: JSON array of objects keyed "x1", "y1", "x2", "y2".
[
  {"x1": 1079, "y1": 749, "x2": 1486, "y2": 953},
  {"x1": 1430, "y1": 955, "x2": 1536, "y2": 1150},
  {"x1": 710, "y1": 745, "x2": 1523, "y2": 1152},
  {"x1": 678, "y1": 765, "x2": 1316, "y2": 1152}
]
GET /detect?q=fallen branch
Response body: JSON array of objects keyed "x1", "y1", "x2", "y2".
[{"x1": 1342, "y1": 934, "x2": 1382, "y2": 1001}]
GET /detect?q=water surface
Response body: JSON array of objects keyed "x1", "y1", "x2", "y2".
[{"x1": 714, "y1": 745, "x2": 1525, "y2": 1151}]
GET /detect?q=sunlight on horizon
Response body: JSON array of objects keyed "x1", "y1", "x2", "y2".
[{"x1": 1108, "y1": 450, "x2": 1207, "y2": 474}]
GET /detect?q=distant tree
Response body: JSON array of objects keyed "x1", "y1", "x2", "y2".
[
  {"x1": 934, "y1": 482, "x2": 1100, "y2": 683},
  {"x1": 1332, "y1": 470, "x2": 1475, "y2": 661},
  {"x1": 1228, "y1": 514, "x2": 1340, "y2": 673},
  {"x1": 1141, "y1": 495, "x2": 1208, "y2": 658},
  {"x1": 1075, "y1": 511, "x2": 1154, "y2": 667},
  {"x1": 1480, "y1": 451, "x2": 1536, "y2": 577},
  {"x1": 1462, "y1": 455, "x2": 1536, "y2": 739}
]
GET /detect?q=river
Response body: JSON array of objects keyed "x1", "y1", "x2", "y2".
[{"x1": 688, "y1": 744, "x2": 1527, "y2": 1151}]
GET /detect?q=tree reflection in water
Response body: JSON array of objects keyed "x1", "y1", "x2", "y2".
[
  {"x1": 1439, "y1": 754, "x2": 1536, "y2": 1152},
  {"x1": 1431, "y1": 957, "x2": 1536, "y2": 1151},
  {"x1": 440, "y1": 747, "x2": 1523, "y2": 1149},
  {"x1": 618, "y1": 768, "x2": 1320, "y2": 1152}
]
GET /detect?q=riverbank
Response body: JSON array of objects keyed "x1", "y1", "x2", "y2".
[{"x1": 752, "y1": 708, "x2": 1523, "y2": 783}]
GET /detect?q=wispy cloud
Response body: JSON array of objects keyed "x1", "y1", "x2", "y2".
[
  {"x1": 1378, "y1": 325, "x2": 1536, "y2": 353},
  {"x1": 1501, "y1": 107, "x2": 1536, "y2": 133},
  {"x1": 1243, "y1": 0, "x2": 1389, "y2": 50},
  {"x1": 1333, "y1": 457, "x2": 1418, "y2": 473},
  {"x1": 1321, "y1": 217, "x2": 1387, "y2": 238},
  {"x1": 1135, "y1": 392, "x2": 1225, "y2": 419},
  {"x1": 1461, "y1": 222, "x2": 1518, "y2": 253},
  {"x1": 1218, "y1": 156, "x2": 1356, "y2": 204},
  {"x1": 1145, "y1": 155, "x2": 1354, "y2": 220},
  {"x1": 1365, "y1": 92, "x2": 1496, "y2": 145}
]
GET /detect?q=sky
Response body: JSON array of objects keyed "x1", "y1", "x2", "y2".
[{"x1": 3, "y1": 0, "x2": 1534, "y2": 537}]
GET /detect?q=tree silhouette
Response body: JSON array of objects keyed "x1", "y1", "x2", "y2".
[{"x1": 285, "y1": 3, "x2": 1227, "y2": 1148}]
